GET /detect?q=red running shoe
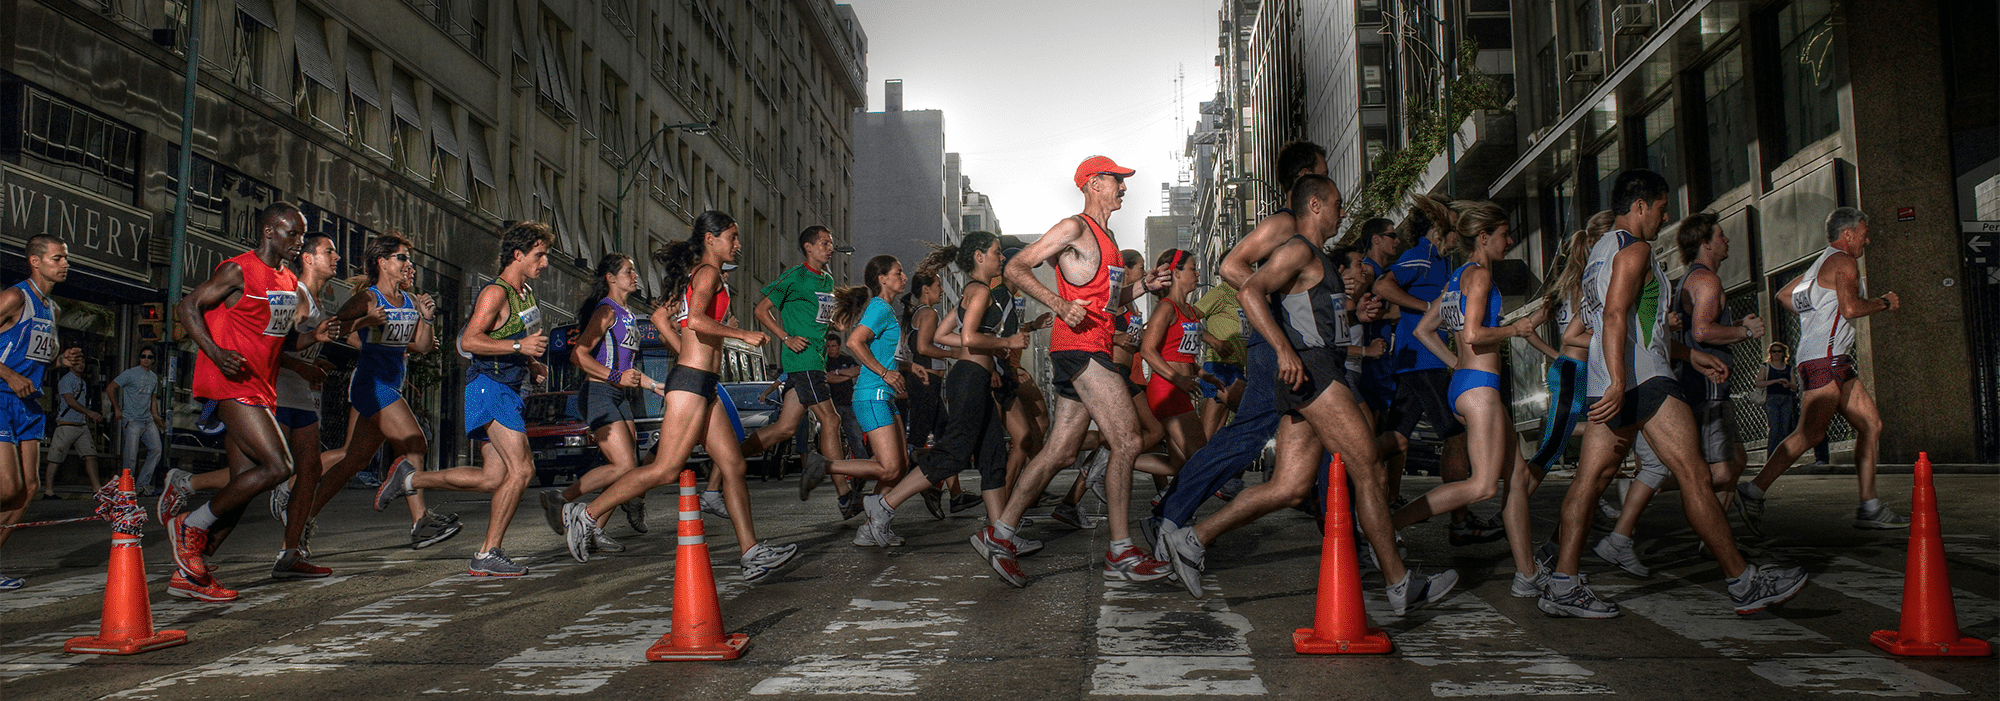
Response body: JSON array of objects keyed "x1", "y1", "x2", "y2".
[
  {"x1": 169, "y1": 571, "x2": 238, "y2": 602},
  {"x1": 166, "y1": 513, "x2": 211, "y2": 582},
  {"x1": 1103, "y1": 545, "x2": 1173, "y2": 582}
]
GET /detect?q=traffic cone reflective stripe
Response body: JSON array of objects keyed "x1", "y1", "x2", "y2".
[
  {"x1": 647, "y1": 468, "x2": 749, "y2": 661},
  {"x1": 1293, "y1": 454, "x2": 1392, "y2": 655},
  {"x1": 1870, "y1": 453, "x2": 1993, "y2": 657},
  {"x1": 65, "y1": 470, "x2": 188, "y2": 655}
]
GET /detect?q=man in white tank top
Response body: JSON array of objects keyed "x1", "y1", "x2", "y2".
[
  {"x1": 1738, "y1": 207, "x2": 1906, "y2": 531},
  {"x1": 1542, "y1": 169, "x2": 1805, "y2": 620}
]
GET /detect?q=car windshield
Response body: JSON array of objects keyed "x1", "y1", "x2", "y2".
[
  {"x1": 522, "y1": 394, "x2": 580, "y2": 424},
  {"x1": 725, "y1": 383, "x2": 779, "y2": 411}
]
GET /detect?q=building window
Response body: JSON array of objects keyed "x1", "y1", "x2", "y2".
[
  {"x1": 389, "y1": 70, "x2": 427, "y2": 181},
  {"x1": 536, "y1": 17, "x2": 579, "y2": 124},
  {"x1": 1363, "y1": 126, "x2": 1390, "y2": 174},
  {"x1": 1358, "y1": 0, "x2": 1383, "y2": 25},
  {"x1": 1359, "y1": 43, "x2": 1386, "y2": 107},
  {"x1": 430, "y1": 97, "x2": 466, "y2": 201},
  {"x1": 1702, "y1": 48, "x2": 1751, "y2": 196},
  {"x1": 8, "y1": 84, "x2": 142, "y2": 203},
  {"x1": 1592, "y1": 146, "x2": 1620, "y2": 213},
  {"x1": 234, "y1": 3, "x2": 284, "y2": 103},
  {"x1": 466, "y1": 122, "x2": 497, "y2": 216},
  {"x1": 1774, "y1": 0, "x2": 1840, "y2": 162},
  {"x1": 1644, "y1": 100, "x2": 1680, "y2": 217},
  {"x1": 1574, "y1": 0, "x2": 1603, "y2": 53},
  {"x1": 345, "y1": 41, "x2": 387, "y2": 158},
  {"x1": 292, "y1": 8, "x2": 342, "y2": 134}
]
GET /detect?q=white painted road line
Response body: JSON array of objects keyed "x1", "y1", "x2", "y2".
[
  {"x1": 749, "y1": 566, "x2": 963, "y2": 695},
  {"x1": 0, "y1": 572, "x2": 159, "y2": 615},
  {"x1": 1089, "y1": 576, "x2": 1267, "y2": 696},
  {"x1": 1768, "y1": 550, "x2": 1999, "y2": 643},
  {"x1": 1593, "y1": 578, "x2": 1968, "y2": 696},
  {"x1": 1360, "y1": 584, "x2": 1612, "y2": 697}
]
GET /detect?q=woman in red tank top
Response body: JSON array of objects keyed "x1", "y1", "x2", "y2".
[{"x1": 1140, "y1": 249, "x2": 1208, "y2": 466}]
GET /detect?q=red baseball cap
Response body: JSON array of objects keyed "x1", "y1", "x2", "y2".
[{"x1": 1074, "y1": 156, "x2": 1135, "y2": 191}]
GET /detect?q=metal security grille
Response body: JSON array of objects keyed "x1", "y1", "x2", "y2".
[{"x1": 1725, "y1": 289, "x2": 1771, "y2": 444}]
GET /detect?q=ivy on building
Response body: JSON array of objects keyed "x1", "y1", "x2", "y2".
[{"x1": 1343, "y1": 41, "x2": 1506, "y2": 241}]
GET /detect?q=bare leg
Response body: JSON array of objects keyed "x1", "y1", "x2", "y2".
[
  {"x1": 1392, "y1": 388, "x2": 1507, "y2": 529},
  {"x1": 281, "y1": 422, "x2": 322, "y2": 551},
  {"x1": 1503, "y1": 449, "x2": 1544, "y2": 576},
  {"x1": 0, "y1": 440, "x2": 40, "y2": 551},
  {"x1": 1752, "y1": 381, "x2": 1842, "y2": 494},
  {"x1": 586, "y1": 391, "x2": 714, "y2": 523},
  {"x1": 563, "y1": 421, "x2": 641, "y2": 501},
  {"x1": 1835, "y1": 379, "x2": 1885, "y2": 502}
]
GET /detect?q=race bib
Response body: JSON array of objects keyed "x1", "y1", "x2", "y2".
[
  {"x1": 814, "y1": 291, "x2": 836, "y2": 326},
  {"x1": 519, "y1": 305, "x2": 543, "y2": 336},
  {"x1": 1177, "y1": 321, "x2": 1203, "y2": 356},
  {"x1": 1791, "y1": 287, "x2": 1816, "y2": 314},
  {"x1": 617, "y1": 317, "x2": 640, "y2": 351},
  {"x1": 23, "y1": 319, "x2": 57, "y2": 364},
  {"x1": 893, "y1": 343, "x2": 910, "y2": 364},
  {"x1": 673, "y1": 299, "x2": 691, "y2": 328},
  {"x1": 1435, "y1": 290, "x2": 1466, "y2": 332},
  {"x1": 1331, "y1": 294, "x2": 1356, "y2": 346},
  {"x1": 263, "y1": 290, "x2": 300, "y2": 337},
  {"x1": 1102, "y1": 265, "x2": 1125, "y2": 313},
  {"x1": 380, "y1": 308, "x2": 421, "y2": 346}
]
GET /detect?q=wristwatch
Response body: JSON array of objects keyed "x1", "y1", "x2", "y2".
[{"x1": 511, "y1": 340, "x2": 521, "y2": 353}]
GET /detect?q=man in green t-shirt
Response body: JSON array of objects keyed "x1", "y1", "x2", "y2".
[
  {"x1": 1192, "y1": 280, "x2": 1247, "y2": 436},
  {"x1": 741, "y1": 226, "x2": 849, "y2": 504}
]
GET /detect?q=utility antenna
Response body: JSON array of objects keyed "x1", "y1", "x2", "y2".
[{"x1": 1172, "y1": 63, "x2": 1192, "y2": 184}]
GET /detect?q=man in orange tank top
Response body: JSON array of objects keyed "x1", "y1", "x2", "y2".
[
  {"x1": 975, "y1": 156, "x2": 1172, "y2": 587},
  {"x1": 166, "y1": 203, "x2": 342, "y2": 602}
]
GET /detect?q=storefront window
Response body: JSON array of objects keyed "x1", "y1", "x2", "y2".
[
  {"x1": 1703, "y1": 49, "x2": 1751, "y2": 197},
  {"x1": 1776, "y1": 0, "x2": 1840, "y2": 161}
]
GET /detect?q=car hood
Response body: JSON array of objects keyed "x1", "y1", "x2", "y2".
[{"x1": 526, "y1": 422, "x2": 589, "y2": 438}]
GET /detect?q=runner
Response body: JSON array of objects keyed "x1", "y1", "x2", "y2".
[
  {"x1": 1594, "y1": 211, "x2": 1766, "y2": 575},
  {"x1": 1373, "y1": 195, "x2": 1495, "y2": 545},
  {"x1": 831, "y1": 255, "x2": 915, "y2": 546},
  {"x1": 1352, "y1": 218, "x2": 1400, "y2": 500},
  {"x1": 561, "y1": 212, "x2": 800, "y2": 581},
  {"x1": 167, "y1": 203, "x2": 340, "y2": 601},
  {"x1": 1144, "y1": 141, "x2": 1325, "y2": 553},
  {"x1": 1157, "y1": 176, "x2": 1457, "y2": 611},
  {"x1": 294, "y1": 233, "x2": 457, "y2": 554},
  {"x1": 0, "y1": 234, "x2": 68, "y2": 591},
  {"x1": 739, "y1": 226, "x2": 851, "y2": 512},
  {"x1": 1541, "y1": 169, "x2": 1805, "y2": 618},
  {"x1": 1739, "y1": 206, "x2": 1906, "y2": 532},
  {"x1": 1138, "y1": 249, "x2": 1209, "y2": 468},
  {"x1": 266, "y1": 231, "x2": 341, "y2": 578},
  {"x1": 375, "y1": 222, "x2": 552, "y2": 576},
  {"x1": 1192, "y1": 279, "x2": 1246, "y2": 440},
  {"x1": 980, "y1": 156, "x2": 1182, "y2": 587},
  {"x1": 535, "y1": 254, "x2": 665, "y2": 552}
]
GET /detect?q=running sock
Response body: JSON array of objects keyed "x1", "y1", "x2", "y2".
[
  {"x1": 704, "y1": 490, "x2": 722, "y2": 497},
  {"x1": 1604, "y1": 532, "x2": 1633, "y2": 547},
  {"x1": 1548, "y1": 573, "x2": 1578, "y2": 593},
  {"x1": 993, "y1": 521, "x2": 1017, "y2": 541},
  {"x1": 1860, "y1": 497, "x2": 1882, "y2": 513},
  {"x1": 1726, "y1": 565, "x2": 1756, "y2": 595},
  {"x1": 185, "y1": 504, "x2": 218, "y2": 530},
  {"x1": 1108, "y1": 538, "x2": 1132, "y2": 551},
  {"x1": 1742, "y1": 483, "x2": 1766, "y2": 499},
  {"x1": 402, "y1": 471, "x2": 416, "y2": 493}
]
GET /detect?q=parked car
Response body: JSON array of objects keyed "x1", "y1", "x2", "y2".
[{"x1": 523, "y1": 389, "x2": 671, "y2": 487}]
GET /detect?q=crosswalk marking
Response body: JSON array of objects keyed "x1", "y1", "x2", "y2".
[
  {"x1": 1089, "y1": 576, "x2": 1267, "y2": 696},
  {"x1": 1770, "y1": 550, "x2": 1998, "y2": 642},
  {"x1": 1365, "y1": 583, "x2": 1613, "y2": 697},
  {"x1": 0, "y1": 572, "x2": 156, "y2": 615},
  {"x1": 750, "y1": 566, "x2": 960, "y2": 695}
]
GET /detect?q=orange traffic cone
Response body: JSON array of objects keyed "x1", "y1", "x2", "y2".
[
  {"x1": 1870, "y1": 453, "x2": 1993, "y2": 657},
  {"x1": 1294, "y1": 454, "x2": 1392, "y2": 655},
  {"x1": 646, "y1": 468, "x2": 749, "y2": 661},
  {"x1": 65, "y1": 470, "x2": 188, "y2": 655}
]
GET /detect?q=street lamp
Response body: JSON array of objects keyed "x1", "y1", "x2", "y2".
[{"x1": 609, "y1": 121, "x2": 714, "y2": 252}]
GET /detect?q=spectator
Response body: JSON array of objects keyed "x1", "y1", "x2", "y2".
[
  {"x1": 105, "y1": 347, "x2": 165, "y2": 495},
  {"x1": 1758, "y1": 342, "x2": 1829, "y2": 465},
  {"x1": 42, "y1": 347, "x2": 103, "y2": 498}
]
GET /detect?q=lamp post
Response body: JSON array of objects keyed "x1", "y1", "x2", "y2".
[{"x1": 610, "y1": 121, "x2": 713, "y2": 249}]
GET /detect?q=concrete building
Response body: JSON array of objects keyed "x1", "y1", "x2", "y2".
[
  {"x1": 850, "y1": 79, "x2": 956, "y2": 285},
  {"x1": 959, "y1": 176, "x2": 1000, "y2": 237},
  {"x1": 3, "y1": 0, "x2": 864, "y2": 466}
]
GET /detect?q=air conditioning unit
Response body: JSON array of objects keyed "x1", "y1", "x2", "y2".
[
  {"x1": 1530, "y1": 126, "x2": 1554, "y2": 144},
  {"x1": 1564, "y1": 51, "x2": 1604, "y2": 83},
  {"x1": 1613, "y1": 3, "x2": 1658, "y2": 36}
]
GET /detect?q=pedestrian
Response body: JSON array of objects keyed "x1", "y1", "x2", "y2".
[
  {"x1": 1739, "y1": 207, "x2": 1906, "y2": 532},
  {"x1": 42, "y1": 347, "x2": 104, "y2": 499},
  {"x1": 739, "y1": 226, "x2": 851, "y2": 516},
  {"x1": 1539, "y1": 169, "x2": 1804, "y2": 619},
  {"x1": 0, "y1": 234, "x2": 70, "y2": 590},
  {"x1": 375, "y1": 221, "x2": 552, "y2": 576},
  {"x1": 1758, "y1": 343, "x2": 1829, "y2": 467},
  {"x1": 106, "y1": 344, "x2": 165, "y2": 495},
  {"x1": 167, "y1": 202, "x2": 342, "y2": 601}
]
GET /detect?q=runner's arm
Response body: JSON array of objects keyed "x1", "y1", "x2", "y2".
[
  {"x1": 1138, "y1": 303, "x2": 1190, "y2": 386},
  {"x1": 1413, "y1": 295, "x2": 1459, "y2": 368},
  {"x1": 1005, "y1": 217, "x2": 1088, "y2": 325},
  {"x1": 1588, "y1": 244, "x2": 1649, "y2": 422},
  {"x1": 685, "y1": 266, "x2": 765, "y2": 345},
  {"x1": 570, "y1": 304, "x2": 620, "y2": 384},
  {"x1": 456, "y1": 285, "x2": 516, "y2": 356},
  {"x1": 176, "y1": 262, "x2": 246, "y2": 374},
  {"x1": 1828, "y1": 254, "x2": 1897, "y2": 319},
  {"x1": 912, "y1": 307, "x2": 950, "y2": 361}
]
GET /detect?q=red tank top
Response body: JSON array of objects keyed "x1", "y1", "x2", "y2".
[
  {"x1": 1050, "y1": 214, "x2": 1120, "y2": 354},
  {"x1": 193, "y1": 251, "x2": 300, "y2": 407},
  {"x1": 1159, "y1": 300, "x2": 1201, "y2": 363},
  {"x1": 676, "y1": 265, "x2": 731, "y2": 328}
]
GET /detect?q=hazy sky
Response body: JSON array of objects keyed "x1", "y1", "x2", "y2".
[{"x1": 843, "y1": 0, "x2": 1223, "y2": 253}]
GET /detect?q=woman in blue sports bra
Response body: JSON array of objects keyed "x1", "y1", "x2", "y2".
[
  {"x1": 1405, "y1": 201, "x2": 1550, "y2": 565},
  {"x1": 310, "y1": 233, "x2": 452, "y2": 547}
]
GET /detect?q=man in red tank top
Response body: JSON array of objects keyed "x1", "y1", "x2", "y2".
[
  {"x1": 976, "y1": 156, "x2": 1172, "y2": 587},
  {"x1": 165, "y1": 203, "x2": 341, "y2": 602}
]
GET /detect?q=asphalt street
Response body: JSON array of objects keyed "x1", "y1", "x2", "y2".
[{"x1": 2, "y1": 469, "x2": 1995, "y2": 700}]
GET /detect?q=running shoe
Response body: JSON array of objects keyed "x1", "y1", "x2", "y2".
[
  {"x1": 1597, "y1": 494, "x2": 1622, "y2": 521},
  {"x1": 1509, "y1": 570, "x2": 1550, "y2": 598},
  {"x1": 562, "y1": 502, "x2": 598, "y2": 563},
  {"x1": 1538, "y1": 574, "x2": 1619, "y2": 618},
  {"x1": 538, "y1": 489, "x2": 567, "y2": 535},
  {"x1": 469, "y1": 549, "x2": 527, "y2": 577},
  {"x1": 853, "y1": 519, "x2": 904, "y2": 547},
  {"x1": 272, "y1": 549, "x2": 332, "y2": 579},
  {"x1": 1214, "y1": 478, "x2": 1245, "y2": 502},
  {"x1": 165, "y1": 513, "x2": 210, "y2": 582},
  {"x1": 1385, "y1": 568, "x2": 1459, "y2": 615},
  {"x1": 374, "y1": 457, "x2": 418, "y2": 511},
  {"x1": 740, "y1": 542, "x2": 801, "y2": 583},
  {"x1": 970, "y1": 526, "x2": 1025, "y2": 587},
  {"x1": 594, "y1": 529, "x2": 626, "y2": 553},
  {"x1": 1158, "y1": 524, "x2": 1206, "y2": 598},
  {"x1": 699, "y1": 491, "x2": 730, "y2": 519},
  {"x1": 1734, "y1": 482, "x2": 1766, "y2": 537},
  {"x1": 622, "y1": 499, "x2": 649, "y2": 533},
  {"x1": 1447, "y1": 517, "x2": 1506, "y2": 546},
  {"x1": 921, "y1": 487, "x2": 946, "y2": 521},
  {"x1": 1592, "y1": 535, "x2": 1651, "y2": 578},
  {"x1": 168, "y1": 571, "x2": 237, "y2": 602},
  {"x1": 837, "y1": 492, "x2": 864, "y2": 520},
  {"x1": 1389, "y1": 494, "x2": 1411, "y2": 511},
  {"x1": 1729, "y1": 563, "x2": 1808, "y2": 615},
  {"x1": 157, "y1": 468, "x2": 193, "y2": 526},
  {"x1": 1048, "y1": 502, "x2": 1093, "y2": 529},
  {"x1": 861, "y1": 494, "x2": 896, "y2": 546},
  {"x1": 949, "y1": 493, "x2": 982, "y2": 514},
  {"x1": 270, "y1": 477, "x2": 292, "y2": 526},
  {"x1": 1141, "y1": 516, "x2": 1165, "y2": 558},
  {"x1": 1102, "y1": 545, "x2": 1172, "y2": 583},
  {"x1": 1008, "y1": 531, "x2": 1043, "y2": 557},
  {"x1": 300, "y1": 518, "x2": 318, "y2": 558},
  {"x1": 410, "y1": 512, "x2": 461, "y2": 549},
  {"x1": 799, "y1": 450, "x2": 828, "y2": 501},
  {"x1": 0, "y1": 575, "x2": 24, "y2": 590},
  {"x1": 1854, "y1": 502, "x2": 1909, "y2": 530}
]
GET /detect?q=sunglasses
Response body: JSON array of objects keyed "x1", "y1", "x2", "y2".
[
  {"x1": 1095, "y1": 172, "x2": 1127, "y2": 184},
  {"x1": 391, "y1": 253, "x2": 411, "y2": 262},
  {"x1": 139, "y1": 354, "x2": 155, "y2": 359}
]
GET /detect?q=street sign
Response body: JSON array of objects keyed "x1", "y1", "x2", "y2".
[{"x1": 1896, "y1": 207, "x2": 1916, "y2": 222}]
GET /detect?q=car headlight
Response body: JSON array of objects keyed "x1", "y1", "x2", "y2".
[{"x1": 563, "y1": 435, "x2": 586, "y2": 447}]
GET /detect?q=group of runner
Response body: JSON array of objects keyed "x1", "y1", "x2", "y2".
[{"x1": 0, "y1": 152, "x2": 1904, "y2": 621}]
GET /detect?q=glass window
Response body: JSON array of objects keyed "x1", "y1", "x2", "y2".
[
  {"x1": 1644, "y1": 101, "x2": 1680, "y2": 217},
  {"x1": 1574, "y1": 0, "x2": 1603, "y2": 52},
  {"x1": 1545, "y1": 177, "x2": 1578, "y2": 241},
  {"x1": 1776, "y1": 0, "x2": 1840, "y2": 160},
  {"x1": 1703, "y1": 49, "x2": 1751, "y2": 195},
  {"x1": 1594, "y1": 147, "x2": 1621, "y2": 213},
  {"x1": 1358, "y1": 0, "x2": 1383, "y2": 24},
  {"x1": 1359, "y1": 44, "x2": 1387, "y2": 106},
  {"x1": 1467, "y1": 17, "x2": 1512, "y2": 50}
]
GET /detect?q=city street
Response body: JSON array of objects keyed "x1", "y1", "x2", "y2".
[{"x1": 1, "y1": 471, "x2": 1994, "y2": 700}]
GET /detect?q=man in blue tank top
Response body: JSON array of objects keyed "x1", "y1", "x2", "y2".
[{"x1": 0, "y1": 235, "x2": 69, "y2": 590}]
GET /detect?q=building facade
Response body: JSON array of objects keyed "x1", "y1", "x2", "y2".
[{"x1": 3, "y1": 0, "x2": 864, "y2": 465}]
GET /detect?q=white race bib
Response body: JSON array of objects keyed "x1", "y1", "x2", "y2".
[
  {"x1": 814, "y1": 291, "x2": 836, "y2": 326},
  {"x1": 520, "y1": 305, "x2": 543, "y2": 335},
  {"x1": 1103, "y1": 266, "x2": 1125, "y2": 313},
  {"x1": 1435, "y1": 290, "x2": 1466, "y2": 332},
  {"x1": 23, "y1": 320, "x2": 57, "y2": 364},
  {"x1": 262, "y1": 290, "x2": 300, "y2": 337},
  {"x1": 380, "y1": 307, "x2": 421, "y2": 346},
  {"x1": 1177, "y1": 321, "x2": 1203, "y2": 356}
]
